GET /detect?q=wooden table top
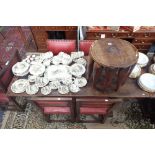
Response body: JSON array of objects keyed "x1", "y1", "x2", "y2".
[{"x1": 6, "y1": 53, "x2": 155, "y2": 99}]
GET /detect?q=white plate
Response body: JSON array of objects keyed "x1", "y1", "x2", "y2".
[
  {"x1": 58, "y1": 52, "x2": 72, "y2": 65},
  {"x1": 73, "y1": 58, "x2": 87, "y2": 66},
  {"x1": 52, "y1": 56, "x2": 61, "y2": 65},
  {"x1": 41, "y1": 86, "x2": 51, "y2": 95},
  {"x1": 71, "y1": 51, "x2": 84, "y2": 60},
  {"x1": 11, "y1": 79, "x2": 29, "y2": 93},
  {"x1": 70, "y1": 63, "x2": 86, "y2": 77},
  {"x1": 74, "y1": 77, "x2": 87, "y2": 87},
  {"x1": 138, "y1": 73, "x2": 155, "y2": 92},
  {"x1": 26, "y1": 84, "x2": 39, "y2": 95},
  {"x1": 49, "y1": 80, "x2": 61, "y2": 90},
  {"x1": 12, "y1": 62, "x2": 30, "y2": 76},
  {"x1": 69, "y1": 84, "x2": 80, "y2": 93},
  {"x1": 137, "y1": 52, "x2": 149, "y2": 67},
  {"x1": 44, "y1": 65, "x2": 72, "y2": 81},
  {"x1": 58, "y1": 85, "x2": 69, "y2": 94},
  {"x1": 29, "y1": 63, "x2": 45, "y2": 76},
  {"x1": 35, "y1": 77, "x2": 49, "y2": 87},
  {"x1": 129, "y1": 65, "x2": 141, "y2": 78}
]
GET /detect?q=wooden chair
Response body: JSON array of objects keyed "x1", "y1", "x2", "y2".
[
  {"x1": 46, "y1": 39, "x2": 76, "y2": 55},
  {"x1": 32, "y1": 40, "x2": 77, "y2": 122},
  {"x1": 0, "y1": 49, "x2": 24, "y2": 111},
  {"x1": 32, "y1": 98, "x2": 75, "y2": 122},
  {"x1": 76, "y1": 98, "x2": 123, "y2": 123},
  {"x1": 79, "y1": 40, "x2": 95, "y2": 55}
]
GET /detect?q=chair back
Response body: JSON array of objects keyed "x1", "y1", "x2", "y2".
[
  {"x1": 0, "y1": 49, "x2": 21, "y2": 92},
  {"x1": 79, "y1": 40, "x2": 95, "y2": 55},
  {"x1": 47, "y1": 39, "x2": 76, "y2": 55}
]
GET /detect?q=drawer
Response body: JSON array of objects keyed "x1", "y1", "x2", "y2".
[
  {"x1": 132, "y1": 43, "x2": 152, "y2": 50},
  {"x1": 133, "y1": 38, "x2": 155, "y2": 43},
  {"x1": 86, "y1": 32, "x2": 106, "y2": 39},
  {"x1": 133, "y1": 32, "x2": 155, "y2": 38}
]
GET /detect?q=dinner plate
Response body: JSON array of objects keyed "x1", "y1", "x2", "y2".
[
  {"x1": 12, "y1": 62, "x2": 30, "y2": 76},
  {"x1": 41, "y1": 86, "x2": 51, "y2": 95},
  {"x1": 138, "y1": 73, "x2": 155, "y2": 92},
  {"x1": 11, "y1": 79, "x2": 29, "y2": 93},
  {"x1": 70, "y1": 63, "x2": 86, "y2": 77},
  {"x1": 29, "y1": 63, "x2": 45, "y2": 76},
  {"x1": 26, "y1": 84, "x2": 39, "y2": 95},
  {"x1": 129, "y1": 65, "x2": 141, "y2": 78},
  {"x1": 74, "y1": 77, "x2": 87, "y2": 87},
  {"x1": 58, "y1": 85, "x2": 69, "y2": 94},
  {"x1": 137, "y1": 52, "x2": 149, "y2": 67}
]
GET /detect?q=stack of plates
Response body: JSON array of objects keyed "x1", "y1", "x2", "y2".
[
  {"x1": 149, "y1": 64, "x2": 155, "y2": 75},
  {"x1": 138, "y1": 73, "x2": 155, "y2": 93},
  {"x1": 137, "y1": 52, "x2": 149, "y2": 67},
  {"x1": 12, "y1": 62, "x2": 30, "y2": 76},
  {"x1": 129, "y1": 65, "x2": 141, "y2": 78}
]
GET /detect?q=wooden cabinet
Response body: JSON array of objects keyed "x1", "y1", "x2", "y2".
[
  {"x1": 31, "y1": 26, "x2": 77, "y2": 52},
  {"x1": 86, "y1": 30, "x2": 155, "y2": 53}
]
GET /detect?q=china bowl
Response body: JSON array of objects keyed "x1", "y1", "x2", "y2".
[
  {"x1": 129, "y1": 65, "x2": 141, "y2": 78},
  {"x1": 41, "y1": 86, "x2": 51, "y2": 95},
  {"x1": 69, "y1": 84, "x2": 80, "y2": 93},
  {"x1": 58, "y1": 85, "x2": 69, "y2": 94},
  {"x1": 74, "y1": 77, "x2": 87, "y2": 87},
  {"x1": 35, "y1": 77, "x2": 49, "y2": 87},
  {"x1": 138, "y1": 73, "x2": 155, "y2": 92},
  {"x1": 26, "y1": 84, "x2": 39, "y2": 95},
  {"x1": 49, "y1": 80, "x2": 61, "y2": 90}
]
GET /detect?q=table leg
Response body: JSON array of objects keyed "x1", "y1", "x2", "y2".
[
  {"x1": 92, "y1": 62, "x2": 102, "y2": 88},
  {"x1": 71, "y1": 97, "x2": 76, "y2": 122}
]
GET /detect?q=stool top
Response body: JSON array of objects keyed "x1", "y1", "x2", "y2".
[{"x1": 90, "y1": 38, "x2": 139, "y2": 68}]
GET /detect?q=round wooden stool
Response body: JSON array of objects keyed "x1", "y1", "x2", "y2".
[{"x1": 89, "y1": 38, "x2": 138, "y2": 91}]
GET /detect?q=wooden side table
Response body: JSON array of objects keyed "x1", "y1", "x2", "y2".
[{"x1": 89, "y1": 38, "x2": 139, "y2": 91}]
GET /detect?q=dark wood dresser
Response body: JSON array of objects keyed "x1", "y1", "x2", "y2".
[
  {"x1": 31, "y1": 26, "x2": 77, "y2": 52},
  {"x1": 86, "y1": 29, "x2": 155, "y2": 53}
]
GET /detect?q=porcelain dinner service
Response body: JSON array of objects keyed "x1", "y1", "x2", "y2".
[{"x1": 11, "y1": 51, "x2": 87, "y2": 95}]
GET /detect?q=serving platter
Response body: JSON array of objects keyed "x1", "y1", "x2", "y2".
[
  {"x1": 138, "y1": 73, "x2": 155, "y2": 93},
  {"x1": 44, "y1": 65, "x2": 71, "y2": 81},
  {"x1": 11, "y1": 79, "x2": 29, "y2": 93}
]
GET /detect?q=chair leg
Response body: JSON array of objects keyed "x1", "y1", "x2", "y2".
[
  {"x1": 44, "y1": 114, "x2": 50, "y2": 123},
  {"x1": 98, "y1": 114, "x2": 105, "y2": 124},
  {"x1": 10, "y1": 97, "x2": 26, "y2": 111},
  {"x1": 76, "y1": 102, "x2": 81, "y2": 122}
]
